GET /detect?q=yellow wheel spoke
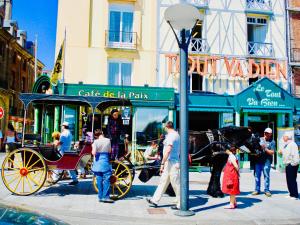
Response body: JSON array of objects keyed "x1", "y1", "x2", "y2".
[
  {"x1": 112, "y1": 184, "x2": 115, "y2": 195},
  {"x1": 22, "y1": 177, "x2": 25, "y2": 193},
  {"x1": 28, "y1": 168, "x2": 44, "y2": 173},
  {"x1": 4, "y1": 171, "x2": 20, "y2": 177},
  {"x1": 114, "y1": 163, "x2": 121, "y2": 175},
  {"x1": 7, "y1": 158, "x2": 21, "y2": 169},
  {"x1": 117, "y1": 181, "x2": 130, "y2": 188},
  {"x1": 25, "y1": 177, "x2": 33, "y2": 193},
  {"x1": 23, "y1": 151, "x2": 26, "y2": 168},
  {"x1": 13, "y1": 177, "x2": 22, "y2": 192},
  {"x1": 115, "y1": 184, "x2": 124, "y2": 195},
  {"x1": 27, "y1": 173, "x2": 40, "y2": 186},
  {"x1": 25, "y1": 153, "x2": 34, "y2": 168},
  {"x1": 7, "y1": 174, "x2": 21, "y2": 185},
  {"x1": 27, "y1": 159, "x2": 42, "y2": 170},
  {"x1": 116, "y1": 168, "x2": 127, "y2": 178}
]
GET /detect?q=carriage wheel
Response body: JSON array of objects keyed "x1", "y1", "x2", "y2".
[
  {"x1": 1, "y1": 148, "x2": 47, "y2": 196},
  {"x1": 93, "y1": 160, "x2": 133, "y2": 199}
]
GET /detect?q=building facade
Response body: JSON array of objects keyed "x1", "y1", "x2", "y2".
[
  {"x1": 0, "y1": 0, "x2": 44, "y2": 136},
  {"x1": 54, "y1": 0, "x2": 296, "y2": 168}
]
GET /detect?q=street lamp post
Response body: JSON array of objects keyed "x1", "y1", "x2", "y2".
[{"x1": 165, "y1": 3, "x2": 202, "y2": 217}]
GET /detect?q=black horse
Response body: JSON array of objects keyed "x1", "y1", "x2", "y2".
[{"x1": 189, "y1": 126, "x2": 262, "y2": 197}]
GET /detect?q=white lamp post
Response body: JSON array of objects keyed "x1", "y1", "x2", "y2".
[{"x1": 165, "y1": 3, "x2": 202, "y2": 217}]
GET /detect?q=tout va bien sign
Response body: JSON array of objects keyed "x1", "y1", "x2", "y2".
[{"x1": 166, "y1": 54, "x2": 287, "y2": 80}]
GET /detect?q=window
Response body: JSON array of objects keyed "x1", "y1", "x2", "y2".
[
  {"x1": 12, "y1": 52, "x2": 17, "y2": 64},
  {"x1": 247, "y1": 16, "x2": 272, "y2": 56},
  {"x1": 135, "y1": 108, "x2": 169, "y2": 146},
  {"x1": 21, "y1": 76, "x2": 26, "y2": 92},
  {"x1": 108, "y1": 4, "x2": 134, "y2": 46},
  {"x1": 108, "y1": 61, "x2": 132, "y2": 86},
  {"x1": 189, "y1": 72, "x2": 203, "y2": 93},
  {"x1": 22, "y1": 60, "x2": 27, "y2": 71}
]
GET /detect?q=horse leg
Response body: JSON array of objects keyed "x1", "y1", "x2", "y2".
[{"x1": 207, "y1": 155, "x2": 227, "y2": 198}]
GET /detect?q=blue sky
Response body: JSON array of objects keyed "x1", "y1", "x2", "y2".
[{"x1": 12, "y1": 0, "x2": 58, "y2": 70}]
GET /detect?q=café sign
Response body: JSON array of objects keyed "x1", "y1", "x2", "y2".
[{"x1": 238, "y1": 78, "x2": 293, "y2": 109}]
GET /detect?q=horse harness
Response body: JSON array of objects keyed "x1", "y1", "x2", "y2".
[{"x1": 191, "y1": 130, "x2": 231, "y2": 161}]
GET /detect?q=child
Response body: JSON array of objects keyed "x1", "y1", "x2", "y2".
[{"x1": 222, "y1": 146, "x2": 240, "y2": 209}]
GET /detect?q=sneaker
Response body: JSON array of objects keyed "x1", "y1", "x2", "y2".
[
  {"x1": 68, "y1": 181, "x2": 79, "y2": 185},
  {"x1": 102, "y1": 198, "x2": 114, "y2": 203},
  {"x1": 290, "y1": 197, "x2": 298, "y2": 200},
  {"x1": 146, "y1": 198, "x2": 158, "y2": 208},
  {"x1": 265, "y1": 192, "x2": 272, "y2": 197},
  {"x1": 285, "y1": 195, "x2": 291, "y2": 199},
  {"x1": 251, "y1": 191, "x2": 260, "y2": 195},
  {"x1": 170, "y1": 205, "x2": 179, "y2": 210}
]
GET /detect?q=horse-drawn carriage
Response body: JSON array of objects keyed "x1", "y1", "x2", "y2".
[
  {"x1": 1, "y1": 93, "x2": 263, "y2": 199},
  {"x1": 1, "y1": 93, "x2": 135, "y2": 198}
]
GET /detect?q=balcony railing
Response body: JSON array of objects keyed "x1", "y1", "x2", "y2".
[
  {"x1": 105, "y1": 30, "x2": 137, "y2": 50},
  {"x1": 291, "y1": 48, "x2": 300, "y2": 63},
  {"x1": 247, "y1": 41, "x2": 273, "y2": 57},
  {"x1": 186, "y1": 0, "x2": 209, "y2": 8},
  {"x1": 246, "y1": 0, "x2": 272, "y2": 11},
  {"x1": 189, "y1": 38, "x2": 209, "y2": 54}
]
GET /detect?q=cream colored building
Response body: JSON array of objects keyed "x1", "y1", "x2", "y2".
[{"x1": 56, "y1": 0, "x2": 158, "y2": 86}]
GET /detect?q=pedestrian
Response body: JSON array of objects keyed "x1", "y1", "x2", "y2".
[
  {"x1": 222, "y1": 146, "x2": 240, "y2": 209},
  {"x1": 4, "y1": 123, "x2": 19, "y2": 168},
  {"x1": 92, "y1": 129, "x2": 114, "y2": 203},
  {"x1": 278, "y1": 132, "x2": 299, "y2": 200},
  {"x1": 252, "y1": 127, "x2": 275, "y2": 197},
  {"x1": 146, "y1": 121, "x2": 180, "y2": 210},
  {"x1": 107, "y1": 109, "x2": 124, "y2": 160},
  {"x1": 53, "y1": 122, "x2": 78, "y2": 185}
]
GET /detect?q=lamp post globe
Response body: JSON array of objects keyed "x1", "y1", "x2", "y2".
[{"x1": 164, "y1": 3, "x2": 201, "y2": 217}]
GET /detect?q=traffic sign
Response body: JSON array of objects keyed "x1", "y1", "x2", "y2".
[{"x1": 0, "y1": 107, "x2": 4, "y2": 119}]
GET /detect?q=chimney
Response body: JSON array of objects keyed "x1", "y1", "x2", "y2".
[
  {"x1": 5, "y1": 0, "x2": 12, "y2": 21},
  {"x1": 17, "y1": 30, "x2": 27, "y2": 47}
]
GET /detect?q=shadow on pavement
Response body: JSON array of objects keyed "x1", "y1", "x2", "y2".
[
  {"x1": 35, "y1": 180, "x2": 96, "y2": 197},
  {"x1": 191, "y1": 196, "x2": 262, "y2": 213},
  {"x1": 239, "y1": 190, "x2": 288, "y2": 196},
  {"x1": 125, "y1": 184, "x2": 157, "y2": 200}
]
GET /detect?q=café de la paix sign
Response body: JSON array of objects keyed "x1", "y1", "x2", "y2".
[{"x1": 165, "y1": 54, "x2": 287, "y2": 80}]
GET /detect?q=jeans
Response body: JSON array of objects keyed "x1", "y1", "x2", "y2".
[
  {"x1": 286, "y1": 164, "x2": 299, "y2": 198},
  {"x1": 255, "y1": 160, "x2": 271, "y2": 193},
  {"x1": 95, "y1": 170, "x2": 112, "y2": 200}
]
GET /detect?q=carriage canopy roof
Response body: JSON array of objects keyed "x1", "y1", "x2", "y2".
[{"x1": 19, "y1": 93, "x2": 131, "y2": 111}]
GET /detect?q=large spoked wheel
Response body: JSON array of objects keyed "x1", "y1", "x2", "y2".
[
  {"x1": 93, "y1": 160, "x2": 133, "y2": 199},
  {"x1": 1, "y1": 148, "x2": 47, "y2": 196}
]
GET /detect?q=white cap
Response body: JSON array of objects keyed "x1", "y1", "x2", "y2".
[
  {"x1": 62, "y1": 121, "x2": 69, "y2": 127},
  {"x1": 283, "y1": 132, "x2": 293, "y2": 139},
  {"x1": 264, "y1": 128, "x2": 272, "y2": 133}
]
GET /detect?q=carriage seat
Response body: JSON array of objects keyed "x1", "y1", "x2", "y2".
[
  {"x1": 23, "y1": 133, "x2": 41, "y2": 146},
  {"x1": 39, "y1": 145, "x2": 62, "y2": 161}
]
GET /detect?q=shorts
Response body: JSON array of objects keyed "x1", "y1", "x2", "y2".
[{"x1": 5, "y1": 143, "x2": 17, "y2": 153}]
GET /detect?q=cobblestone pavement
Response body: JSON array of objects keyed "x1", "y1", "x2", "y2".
[{"x1": 0, "y1": 153, "x2": 299, "y2": 225}]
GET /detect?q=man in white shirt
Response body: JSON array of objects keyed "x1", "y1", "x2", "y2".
[
  {"x1": 146, "y1": 121, "x2": 180, "y2": 210},
  {"x1": 279, "y1": 132, "x2": 299, "y2": 200}
]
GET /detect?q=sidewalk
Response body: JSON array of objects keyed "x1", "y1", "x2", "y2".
[{"x1": 0, "y1": 153, "x2": 299, "y2": 225}]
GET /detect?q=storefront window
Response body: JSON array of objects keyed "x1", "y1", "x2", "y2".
[
  {"x1": 135, "y1": 108, "x2": 169, "y2": 147},
  {"x1": 222, "y1": 113, "x2": 234, "y2": 127}
]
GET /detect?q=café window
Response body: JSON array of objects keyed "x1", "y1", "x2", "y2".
[{"x1": 135, "y1": 108, "x2": 169, "y2": 147}]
